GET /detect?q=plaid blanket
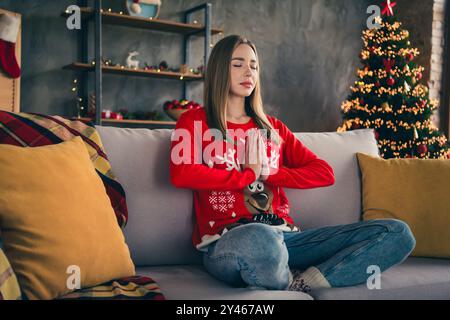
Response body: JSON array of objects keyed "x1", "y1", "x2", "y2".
[
  {"x1": 0, "y1": 111, "x2": 128, "y2": 227},
  {"x1": 58, "y1": 276, "x2": 165, "y2": 300},
  {"x1": 0, "y1": 248, "x2": 21, "y2": 300}
]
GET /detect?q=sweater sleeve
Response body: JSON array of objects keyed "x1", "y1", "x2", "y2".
[
  {"x1": 169, "y1": 111, "x2": 257, "y2": 191},
  {"x1": 264, "y1": 118, "x2": 335, "y2": 189}
]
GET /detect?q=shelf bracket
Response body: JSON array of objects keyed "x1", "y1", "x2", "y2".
[
  {"x1": 183, "y1": 2, "x2": 212, "y2": 101},
  {"x1": 94, "y1": 0, "x2": 103, "y2": 125}
]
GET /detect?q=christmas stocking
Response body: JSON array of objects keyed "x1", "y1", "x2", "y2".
[{"x1": 0, "y1": 13, "x2": 21, "y2": 78}]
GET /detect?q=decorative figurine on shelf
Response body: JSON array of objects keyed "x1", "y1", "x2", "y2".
[
  {"x1": 126, "y1": 51, "x2": 140, "y2": 69},
  {"x1": 159, "y1": 60, "x2": 168, "y2": 71},
  {"x1": 125, "y1": 0, "x2": 161, "y2": 19},
  {"x1": 179, "y1": 64, "x2": 188, "y2": 74},
  {"x1": 101, "y1": 110, "x2": 123, "y2": 120},
  {"x1": 163, "y1": 99, "x2": 202, "y2": 120}
]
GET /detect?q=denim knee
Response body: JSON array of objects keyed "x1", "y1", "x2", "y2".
[
  {"x1": 225, "y1": 223, "x2": 287, "y2": 264},
  {"x1": 212, "y1": 223, "x2": 290, "y2": 290},
  {"x1": 378, "y1": 219, "x2": 416, "y2": 255}
]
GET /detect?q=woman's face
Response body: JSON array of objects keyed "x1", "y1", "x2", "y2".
[{"x1": 229, "y1": 44, "x2": 258, "y2": 98}]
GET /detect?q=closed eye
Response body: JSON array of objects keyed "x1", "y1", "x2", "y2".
[{"x1": 233, "y1": 65, "x2": 258, "y2": 70}]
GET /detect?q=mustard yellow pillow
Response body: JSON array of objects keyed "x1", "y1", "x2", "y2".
[
  {"x1": 0, "y1": 136, "x2": 135, "y2": 299},
  {"x1": 356, "y1": 152, "x2": 450, "y2": 258}
]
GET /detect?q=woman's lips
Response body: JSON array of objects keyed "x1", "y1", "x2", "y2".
[{"x1": 240, "y1": 82, "x2": 253, "y2": 88}]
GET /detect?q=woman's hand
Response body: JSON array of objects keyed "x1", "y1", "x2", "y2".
[{"x1": 241, "y1": 129, "x2": 270, "y2": 181}]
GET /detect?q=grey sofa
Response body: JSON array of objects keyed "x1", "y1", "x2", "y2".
[{"x1": 96, "y1": 126, "x2": 450, "y2": 300}]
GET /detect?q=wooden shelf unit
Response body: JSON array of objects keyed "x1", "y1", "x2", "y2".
[
  {"x1": 62, "y1": 1, "x2": 219, "y2": 126},
  {"x1": 63, "y1": 62, "x2": 203, "y2": 81},
  {"x1": 61, "y1": 7, "x2": 223, "y2": 36}
]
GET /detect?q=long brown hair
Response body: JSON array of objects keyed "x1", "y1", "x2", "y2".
[{"x1": 203, "y1": 35, "x2": 281, "y2": 145}]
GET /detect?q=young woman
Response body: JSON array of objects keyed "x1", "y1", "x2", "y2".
[{"x1": 169, "y1": 35, "x2": 416, "y2": 293}]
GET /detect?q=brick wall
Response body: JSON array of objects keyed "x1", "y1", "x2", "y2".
[{"x1": 430, "y1": 0, "x2": 447, "y2": 127}]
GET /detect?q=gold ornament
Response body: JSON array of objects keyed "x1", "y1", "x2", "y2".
[{"x1": 381, "y1": 102, "x2": 392, "y2": 112}]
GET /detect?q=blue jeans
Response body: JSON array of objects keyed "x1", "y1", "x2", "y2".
[{"x1": 202, "y1": 219, "x2": 416, "y2": 290}]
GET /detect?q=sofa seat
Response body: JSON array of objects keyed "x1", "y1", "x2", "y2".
[
  {"x1": 138, "y1": 257, "x2": 450, "y2": 300},
  {"x1": 136, "y1": 265, "x2": 313, "y2": 300},
  {"x1": 312, "y1": 257, "x2": 450, "y2": 300}
]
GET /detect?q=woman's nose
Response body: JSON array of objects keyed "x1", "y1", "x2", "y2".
[{"x1": 244, "y1": 66, "x2": 252, "y2": 76}]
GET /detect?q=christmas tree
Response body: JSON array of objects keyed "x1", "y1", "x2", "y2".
[{"x1": 337, "y1": 0, "x2": 450, "y2": 159}]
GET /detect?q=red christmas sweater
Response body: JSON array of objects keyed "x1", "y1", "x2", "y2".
[{"x1": 170, "y1": 107, "x2": 335, "y2": 251}]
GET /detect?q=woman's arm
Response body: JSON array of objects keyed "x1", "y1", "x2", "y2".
[
  {"x1": 169, "y1": 111, "x2": 257, "y2": 191},
  {"x1": 264, "y1": 118, "x2": 335, "y2": 189}
]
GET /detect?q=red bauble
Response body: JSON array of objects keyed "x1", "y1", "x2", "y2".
[
  {"x1": 416, "y1": 72, "x2": 423, "y2": 80},
  {"x1": 359, "y1": 99, "x2": 365, "y2": 105},
  {"x1": 375, "y1": 81, "x2": 381, "y2": 87},
  {"x1": 407, "y1": 53, "x2": 414, "y2": 62},
  {"x1": 387, "y1": 77, "x2": 395, "y2": 86},
  {"x1": 374, "y1": 130, "x2": 380, "y2": 140},
  {"x1": 417, "y1": 143, "x2": 428, "y2": 155}
]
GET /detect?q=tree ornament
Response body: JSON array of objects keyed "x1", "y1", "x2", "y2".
[
  {"x1": 413, "y1": 127, "x2": 419, "y2": 140},
  {"x1": 374, "y1": 130, "x2": 380, "y2": 140},
  {"x1": 387, "y1": 77, "x2": 395, "y2": 86},
  {"x1": 359, "y1": 98, "x2": 365, "y2": 105},
  {"x1": 381, "y1": 0, "x2": 397, "y2": 16},
  {"x1": 407, "y1": 52, "x2": 414, "y2": 62},
  {"x1": 383, "y1": 58, "x2": 395, "y2": 73},
  {"x1": 404, "y1": 81, "x2": 411, "y2": 92},
  {"x1": 381, "y1": 102, "x2": 392, "y2": 112},
  {"x1": 418, "y1": 143, "x2": 428, "y2": 155},
  {"x1": 416, "y1": 71, "x2": 423, "y2": 80}
]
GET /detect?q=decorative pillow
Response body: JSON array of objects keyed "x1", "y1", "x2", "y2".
[
  {"x1": 0, "y1": 247, "x2": 21, "y2": 300},
  {"x1": 0, "y1": 111, "x2": 128, "y2": 227},
  {"x1": 356, "y1": 152, "x2": 450, "y2": 258},
  {"x1": 0, "y1": 137, "x2": 135, "y2": 299}
]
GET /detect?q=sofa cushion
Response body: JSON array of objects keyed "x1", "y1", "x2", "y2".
[
  {"x1": 357, "y1": 152, "x2": 450, "y2": 258},
  {"x1": 136, "y1": 265, "x2": 312, "y2": 300},
  {"x1": 96, "y1": 126, "x2": 379, "y2": 266},
  {"x1": 286, "y1": 129, "x2": 379, "y2": 230},
  {"x1": 96, "y1": 126, "x2": 202, "y2": 266},
  {"x1": 312, "y1": 257, "x2": 450, "y2": 300},
  {"x1": 0, "y1": 137, "x2": 135, "y2": 299},
  {"x1": 0, "y1": 111, "x2": 128, "y2": 227}
]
